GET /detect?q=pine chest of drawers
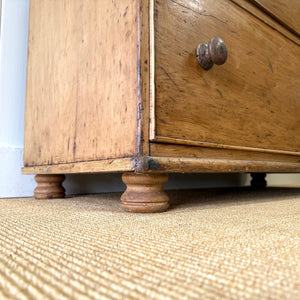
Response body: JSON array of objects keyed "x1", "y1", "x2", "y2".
[{"x1": 23, "y1": 0, "x2": 300, "y2": 212}]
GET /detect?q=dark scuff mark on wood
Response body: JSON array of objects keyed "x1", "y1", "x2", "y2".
[
  {"x1": 131, "y1": 156, "x2": 163, "y2": 172},
  {"x1": 148, "y1": 158, "x2": 161, "y2": 171},
  {"x1": 216, "y1": 89, "x2": 223, "y2": 98},
  {"x1": 170, "y1": 0, "x2": 227, "y2": 24},
  {"x1": 123, "y1": 6, "x2": 129, "y2": 17},
  {"x1": 131, "y1": 156, "x2": 149, "y2": 172},
  {"x1": 160, "y1": 67, "x2": 181, "y2": 91},
  {"x1": 267, "y1": 58, "x2": 273, "y2": 73},
  {"x1": 73, "y1": 142, "x2": 77, "y2": 159}
]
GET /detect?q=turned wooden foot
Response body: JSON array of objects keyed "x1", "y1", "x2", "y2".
[
  {"x1": 250, "y1": 173, "x2": 267, "y2": 189},
  {"x1": 121, "y1": 172, "x2": 169, "y2": 213},
  {"x1": 34, "y1": 174, "x2": 65, "y2": 199}
]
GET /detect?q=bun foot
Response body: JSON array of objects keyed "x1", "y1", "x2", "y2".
[
  {"x1": 250, "y1": 173, "x2": 267, "y2": 189},
  {"x1": 34, "y1": 174, "x2": 65, "y2": 199},
  {"x1": 121, "y1": 172, "x2": 169, "y2": 213}
]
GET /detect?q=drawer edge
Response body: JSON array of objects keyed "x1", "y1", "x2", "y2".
[
  {"x1": 146, "y1": 156, "x2": 300, "y2": 173},
  {"x1": 154, "y1": 136, "x2": 300, "y2": 157},
  {"x1": 230, "y1": 0, "x2": 300, "y2": 45}
]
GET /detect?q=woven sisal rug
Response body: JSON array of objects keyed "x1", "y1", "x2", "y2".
[{"x1": 0, "y1": 188, "x2": 299, "y2": 299}]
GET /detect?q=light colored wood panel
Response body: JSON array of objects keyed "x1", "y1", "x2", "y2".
[
  {"x1": 146, "y1": 157, "x2": 300, "y2": 173},
  {"x1": 248, "y1": 0, "x2": 300, "y2": 37},
  {"x1": 154, "y1": 0, "x2": 300, "y2": 153},
  {"x1": 24, "y1": 0, "x2": 140, "y2": 166},
  {"x1": 24, "y1": 0, "x2": 78, "y2": 166},
  {"x1": 150, "y1": 143, "x2": 300, "y2": 163},
  {"x1": 231, "y1": 0, "x2": 300, "y2": 46},
  {"x1": 22, "y1": 158, "x2": 135, "y2": 175},
  {"x1": 72, "y1": 0, "x2": 140, "y2": 163}
]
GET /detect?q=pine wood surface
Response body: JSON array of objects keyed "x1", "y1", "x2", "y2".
[
  {"x1": 22, "y1": 156, "x2": 300, "y2": 175},
  {"x1": 23, "y1": 0, "x2": 300, "y2": 178},
  {"x1": 150, "y1": 143, "x2": 300, "y2": 163},
  {"x1": 24, "y1": 0, "x2": 141, "y2": 167},
  {"x1": 248, "y1": 0, "x2": 300, "y2": 37},
  {"x1": 121, "y1": 172, "x2": 169, "y2": 213},
  {"x1": 153, "y1": 0, "x2": 300, "y2": 153},
  {"x1": 230, "y1": 0, "x2": 300, "y2": 46},
  {"x1": 22, "y1": 157, "x2": 135, "y2": 175},
  {"x1": 139, "y1": 0, "x2": 152, "y2": 156},
  {"x1": 146, "y1": 157, "x2": 300, "y2": 173},
  {"x1": 153, "y1": 137, "x2": 300, "y2": 157},
  {"x1": 34, "y1": 175, "x2": 65, "y2": 199}
]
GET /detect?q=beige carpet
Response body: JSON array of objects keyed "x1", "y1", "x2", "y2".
[{"x1": 0, "y1": 188, "x2": 299, "y2": 299}]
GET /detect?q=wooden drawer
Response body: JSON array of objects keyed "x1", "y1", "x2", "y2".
[{"x1": 153, "y1": 0, "x2": 300, "y2": 154}]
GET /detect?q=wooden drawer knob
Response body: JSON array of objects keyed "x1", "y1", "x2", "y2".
[{"x1": 196, "y1": 37, "x2": 228, "y2": 70}]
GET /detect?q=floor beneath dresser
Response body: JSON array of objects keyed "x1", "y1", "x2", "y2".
[{"x1": 0, "y1": 187, "x2": 299, "y2": 299}]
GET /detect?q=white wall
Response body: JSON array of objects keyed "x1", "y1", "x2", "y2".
[
  {"x1": 0, "y1": 0, "x2": 36, "y2": 197},
  {"x1": 0, "y1": 0, "x2": 299, "y2": 198}
]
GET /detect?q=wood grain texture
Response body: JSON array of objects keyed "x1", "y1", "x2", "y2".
[
  {"x1": 149, "y1": 0, "x2": 156, "y2": 141},
  {"x1": 146, "y1": 157, "x2": 300, "y2": 173},
  {"x1": 138, "y1": 0, "x2": 151, "y2": 156},
  {"x1": 153, "y1": 136, "x2": 300, "y2": 157},
  {"x1": 154, "y1": 0, "x2": 300, "y2": 153},
  {"x1": 248, "y1": 0, "x2": 300, "y2": 37},
  {"x1": 121, "y1": 172, "x2": 169, "y2": 213},
  {"x1": 150, "y1": 143, "x2": 300, "y2": 163},
  {"x1": 22, "y1": 158, "x2": 135, "y2": 175},
  {"x1": 24, "y1": 0, "x2": 140, "y2": 166},
  {"x1": 34, "y1": 175, "x2": 65, "y2": 199},
  {"x1": 231, "y1": 0, "x2": 300, "y2": 46},
  {"x1": 23, "y1": 155, "x2": 300, "y2": 174}
]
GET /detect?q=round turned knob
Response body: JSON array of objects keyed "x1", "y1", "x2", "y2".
[{"x1": 196, "y1": 37, "x2": 228, "y2": 70}]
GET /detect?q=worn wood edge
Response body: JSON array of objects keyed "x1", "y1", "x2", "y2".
[
  {"x1": 22, "y1": 157, "x2": 135, "y2": 174},
  {"x1": 22, "y1": 155, "x2": 300, "y2": 174},
  {"x1": 145, "y1": 157, "x2": 300, "y2": 173},
  {"x1": 137, "y1": 0, "x2": 151, "y2": 156},
  {"x1": 150, "y1": 143, "x2": 300, "y2": 163},
  {"x1": 153, "y1": 136, "x2": 300, "y2": 157},
  {"x1": 247, "y1": 0, "x2": 300, "y2": 38},
  {"x1": 230, "y1": 0, "x2": 300, "y2": 46},
  {"x1": 149, "y1": 0, "x2": 156, "y2": 140},
  {"x1": 23, "y1": 1, "x2": 34, "y2": 163}
]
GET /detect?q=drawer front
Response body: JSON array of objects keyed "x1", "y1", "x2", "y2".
[
  {"x1": 153, "y1": 0, "x2": 300, "y2": 154},
  {"x1": 248, "y1": 0, "x2": 300, "y2": 36}
]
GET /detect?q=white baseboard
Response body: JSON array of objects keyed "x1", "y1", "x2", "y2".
[{"x1": 0, "y1": 146, "x2": 35, "y2": 198}]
